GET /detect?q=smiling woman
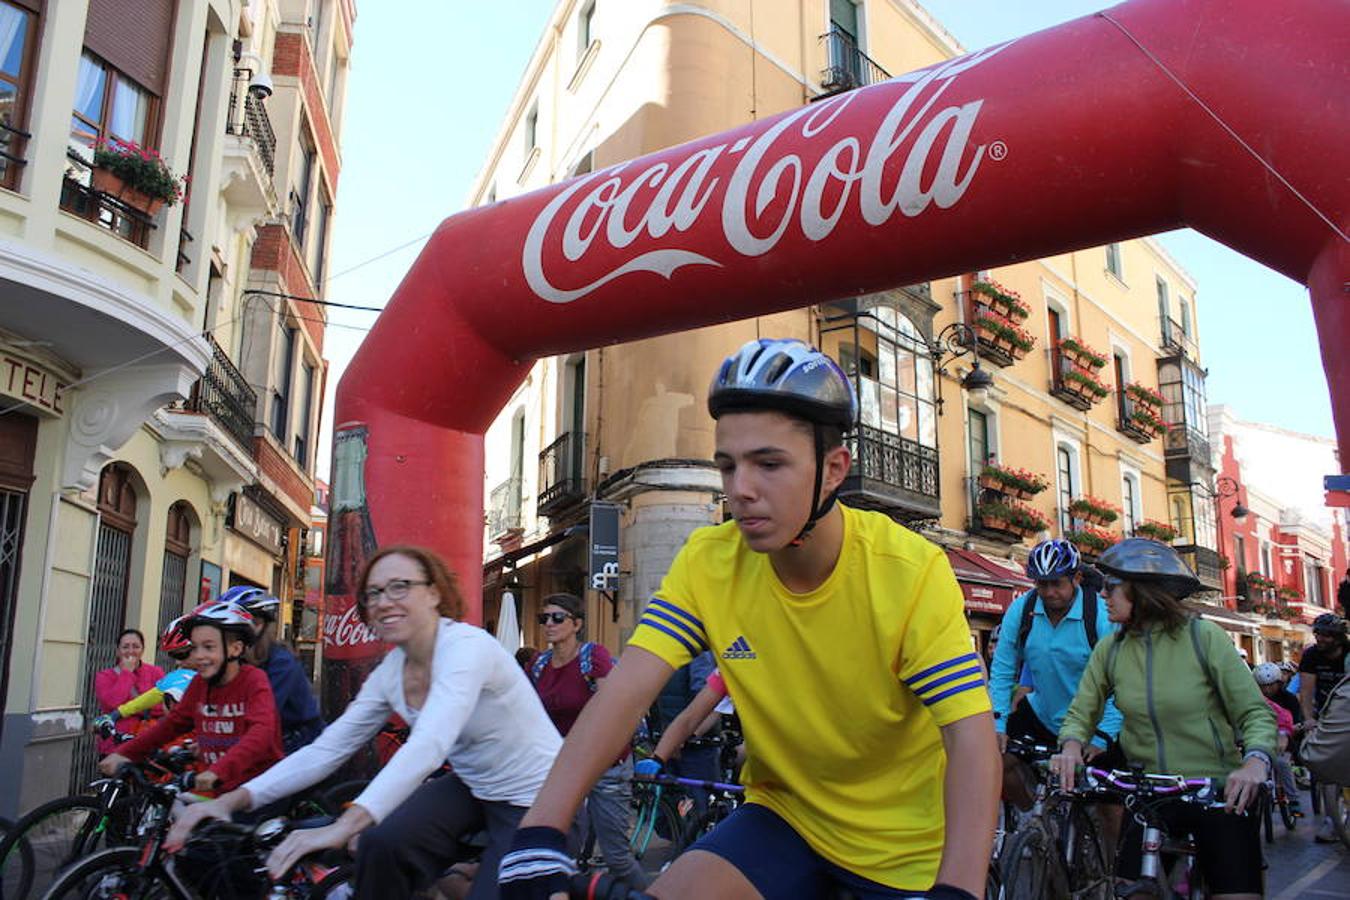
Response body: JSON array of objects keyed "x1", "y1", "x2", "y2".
[{"x1": 164, "y1": 544, "x2": 569, "y2": 900}]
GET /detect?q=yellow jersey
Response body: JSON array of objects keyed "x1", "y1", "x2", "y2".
[{"x1": 628, "y1": 504, "x2": 989, "y2": 889}]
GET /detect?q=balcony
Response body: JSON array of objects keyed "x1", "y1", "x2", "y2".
[
  {"x1": 60, "y1": 153, "x2": 156, "y2": 250},
  {"x1": 817, "y1": 27, "x2": 891, "y2": 98},
  {"x1": 839, "y1": 425, "x2": 940, "y2": 519},
  {"x1": 961, "y1": 290, "x2": 1033, "y2": 368},
  {"x1": 487, "y1": 476, "x2": 523, "y2": 538},
  {"x1": 1176, "y1": 544, "x2": 1224, "y2": 591},
  {"x1": 1116, "y1": 388, "x2": 1164, "y2": 444},
  {"x1": 1159, "y1": 315, "x2": 1198, "y2": 362},
  {"x1": 1049, "y1": 343, "x2": 1109, "y2": 412},
  {"x1": 0, "y1": 120, "x2": 31, "y2": 190},
  {"x1": 221, "y1": 75, "x2": 278, "y2": 219},
  {"x1": 538, "y1": 431, "x2": 587, "y2": 517},
  {"x1": 183, "y1": 333, "x2": 257, "y2": 450}
]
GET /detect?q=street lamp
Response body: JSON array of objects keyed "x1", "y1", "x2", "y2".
[
  {"x1": 931, "y1": 322, "x2": 995, "y2": 415},
  {"x1": 1215, "y1": 475, "x2": 1248, "y2": 523}
]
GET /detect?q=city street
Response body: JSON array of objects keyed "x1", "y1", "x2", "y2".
[{"x1": 1265, "y1": 803, "x2": 1350, "y2": 899}]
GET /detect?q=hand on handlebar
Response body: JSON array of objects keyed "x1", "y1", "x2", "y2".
[
  {"x1": 266, "y1": 820, "x2": 357, "y2": 881},
  {"x1": 1223, "y1": 757, "x2": 1266, "y2": 814},
  {"x1": 98, "y1": 752, "x2": 131, "y2": 778},
  {"x1": 92, "y1": 712, "x2": 120, "y2": 737},
  {"x1": 1050, "y1": 742, "x2": 1083, "y2": 793},
  {"x1": 634, "y1": 757, "x2": 664, "y2": 778},
  {"x1": 164, "y1": 798, "x2": 233, "y2": 853}
]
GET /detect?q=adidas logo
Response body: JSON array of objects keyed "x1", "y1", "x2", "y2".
[{"x1": 721, "y1": 635, "x2": 756, "y2": 660}]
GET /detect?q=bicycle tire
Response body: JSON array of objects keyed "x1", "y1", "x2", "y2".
[
  {"x1": 40, "y1": 846, "x2": 184, "y2": 900},
  {"x1": 631, "y1": 794, "x2": 684, "y2": 865},
  {"x1": 1064, "y1": 805, "x2": 1111, "y2": 900},
  {"x1": 1278, "y1": 790, "x2": 1297, "y2": 832},
  {"x1": 0, "y1": 796, "x2": 107, "y2": 900},
  {"x1": 0, "y1": 817, "x2": 34, "y2": 900},
  {"x1": 997, "y1": 825, "x2": 1052, "y2": 900}
]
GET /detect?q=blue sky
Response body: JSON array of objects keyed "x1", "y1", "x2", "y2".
[{"x1": 314, "y1": 1, "x2": 1333, "y2": 479}]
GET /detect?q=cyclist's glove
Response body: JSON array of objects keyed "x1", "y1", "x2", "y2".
[
  {"x1": 499, "y1": 826, "x2": 576, "y2": 899},
  {"x1": 634, "y1": 757, "x2": 664, "y2": 777},
  {"x1": 92, "y1": 712, "x2": 120, "y2": 736}
]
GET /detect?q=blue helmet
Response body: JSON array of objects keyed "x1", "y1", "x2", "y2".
[
  {"x1": 218, "y1": 585, "x2": 280, "y2": 621},
  {"x1": 1026, "y1": 539, "x2": 1081, "y2": 580}
]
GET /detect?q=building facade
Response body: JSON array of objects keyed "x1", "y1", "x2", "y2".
[
  {"x1": 469, "y1": 0, "x2": 1218, "y2": 657},
  {"x1": 0, "y1": 0, "x2": 351, "y2": 814}
]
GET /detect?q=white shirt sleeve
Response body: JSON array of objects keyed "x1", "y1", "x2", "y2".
[
  {"x1": 350, "y1": 628, "x2": 493, "y2": 823},
  {"x1": 243, "y1": 658, "x2": 392, "y2": 810}
]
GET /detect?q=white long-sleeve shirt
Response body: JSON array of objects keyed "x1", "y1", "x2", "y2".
[{"x1": 244, "y1": 619, "x2": 561, "y2": 823}]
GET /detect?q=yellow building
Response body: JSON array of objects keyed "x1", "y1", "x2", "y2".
[
  {"x1": 471, "y1": 0, "x2": 1215, "y2": 654},
  {"x1": 0, "y1": 0, "x2": 351, "y2": 813}
]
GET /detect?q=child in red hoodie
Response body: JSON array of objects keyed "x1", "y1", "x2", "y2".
[{"x1": 100, "y1": 601, "x2": 282, "y2": 793}]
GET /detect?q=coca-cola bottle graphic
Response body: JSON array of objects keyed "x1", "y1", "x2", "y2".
[{"x1": 322, "y1": 423, "x2": 383, "y2": 722}]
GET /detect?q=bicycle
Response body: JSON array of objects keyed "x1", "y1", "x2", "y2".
[
  {"x1": 1260, "y1": 767, "x2": 1298, "y2": 843},
  {"x1": 631, "y1": 772, "x2": 744, "y2": 859},
  {"x1": 995, "y1": 738, "x2": 1111, "y2": 900},
  {"x1": 0, "y1": 741, "x2": 198, "y2": 900},
  {"x1": 0, "y1": 818, "x2": 33, "y2": 900},
  {"x1": 41, "y1": 775, "x2": 354, "y2": 900}
]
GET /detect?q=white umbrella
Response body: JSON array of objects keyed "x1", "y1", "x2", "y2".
[{"x1": 496, "y1": 591, "x2": 522, "y2": 655}]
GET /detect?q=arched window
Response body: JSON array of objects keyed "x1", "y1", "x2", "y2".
[{"x1": 156, "y1": 501, "x2": 197, "y2": 664}]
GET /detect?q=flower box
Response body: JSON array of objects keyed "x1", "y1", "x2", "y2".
[
  {"x1": 92, "y1": 167, "x2": 164, "y2": 217},
  {"x1": 1069, "y1": 496, "x2": 1121, "y2": 526},
  {"x1": 1060, "y1": 368, "x2": 1110, "y2": 402},
  {"x1": 1133, "y1": 520, "x2": 1178, "y2": 542},
  {"x1": 1127, "y1": 407, "x2": 1166, "y2": 438},
  {"x1": 972, "y1": 279, "x2": 1031, "y2": 321},
  {"x1": 1276, "y1": 586, "x2": 1302, "y2": 602},
  {"x1": 1065, "y1": 526, "x2": 1120, "y2": 556},
  {"x1": 1058, "y1": 337, "x2": 1109, "y2": 369},
  {"x1": 980, "y1": 464, "x2": 1050, "y2": 498},
  {"x1": 91, "y1": 137, "x2": 185, "y2": 216},
  {"x1": 1126, "y1": 382, "x2": 1165, "y2": 409}
]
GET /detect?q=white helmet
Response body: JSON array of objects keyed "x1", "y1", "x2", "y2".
[{"x1": 1252, "y1": 662, "x2": 1282, "y2": 685}]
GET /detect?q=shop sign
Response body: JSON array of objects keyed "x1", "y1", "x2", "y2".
[
  {"x1": 962, "y1": 584, "x2": 1005, "y2": 614},
  {"x1": 231, "y1": 492, "x2": 285, "y2": 555},
  {"x1": 1, "y1": 349, "x2": 67, "y2": 416},
  {"x1": 589, "y1": 501, "x2": 621, "y2": 592}
]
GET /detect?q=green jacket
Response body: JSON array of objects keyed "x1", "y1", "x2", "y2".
[{"x1": 1060, "y1": 617, "x2": 1276, "y2": 779}]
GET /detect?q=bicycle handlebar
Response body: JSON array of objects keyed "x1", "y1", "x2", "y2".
[
  {"x1": 568, "y1": 872, "x2": 655, "y2": 899},
  {"x1": 632, "y1": 772, "x2": 744, "y2": 794}
]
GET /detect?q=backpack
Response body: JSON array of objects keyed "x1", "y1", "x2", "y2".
[
  {"x1": 1012, "y1": 588, "x2": 1099, "y2": 669},
  {"x1": 531, "y1": 642, "x2": 598, "y2": 693},
  {"x1": 1302, "y1": 673, "x2": 1350, "y2": 784}
]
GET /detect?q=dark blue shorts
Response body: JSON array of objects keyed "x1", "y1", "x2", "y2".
[{"x1": 689, "y1": 803, "x2": 922, "y2": 899}]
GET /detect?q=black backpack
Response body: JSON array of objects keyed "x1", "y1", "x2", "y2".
[{"x1": 1012, "y1": 588, "x2": 1099, "y2": 669}]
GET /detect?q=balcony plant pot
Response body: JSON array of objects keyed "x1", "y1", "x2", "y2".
[
  {"x1": 980, "y1": 514, "x2": 1012, "y2": 533},
  {"x1": 978, "y1": 474, "x2": 1004, "y2": 492},
  {"x1": 92, "y1": 166, "x2": 163, "y2": 217}
]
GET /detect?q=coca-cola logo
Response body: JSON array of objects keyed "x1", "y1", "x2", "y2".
[
  {"x1": 524, "y1": 42, "x2": 1013, "y2": 304},
  {"x1": 323, "y1": 601, "x2": 382, "y2": 657}
]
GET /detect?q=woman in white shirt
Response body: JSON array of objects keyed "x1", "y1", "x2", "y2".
[{"x1": 167, "y1": 545, "x2": 565, "y2": 900}]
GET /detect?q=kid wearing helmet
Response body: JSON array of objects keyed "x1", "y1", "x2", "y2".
[
  {"x1": 501, "y1": 339, "x2": 998, "y2": 900},
  {"x1": 98, "y1": 601, "x2": 283, "y2": 794},
  {"x1": 1253, "y1": 662, "x2": 1302, "y2": 816},
  {"x1": 91, "y1": 616, "x2": 199, "y2": 736},
  {"x1": 222, "y1": 585, "x2": 324, "y2": 753}
]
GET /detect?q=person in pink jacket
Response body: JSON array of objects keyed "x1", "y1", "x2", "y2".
[{"x1": 93, "y1": 628, "x2": 165, "y2": 754}]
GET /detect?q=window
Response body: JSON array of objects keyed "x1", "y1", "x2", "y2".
[
  {"x1": 70, "y1": 51, "x2": 152, "y2": 163},
  {"x1": 310, "y1": 190, "x2": 332, "y2": 284},
  {"x1": 1233, "y1": 533, "x2": 1246, "y2": 575},
  {"x1": 293, "y1": 362, "x2": 315, "y2": 467},
  {"x1": 524, "y1": 103, "x2": 538, "y2": 154},
  {"x1": 1121, "y1": 472, "x2": 1140, "y2": 535},
  {"x1": 1105, "y1": 242, "x2": 1123, "y2": 280},
  {"x1": 1179, "y1": 296, "x2": 1192, "y2": 338},
  {"x1": 571, "y1": 151, "x2": 594, "y2": 177},
  {"x1": 1260, "y1": 541, "x2": 1273, "y2": 578},
  {"x1": 968, "y1": 408, "x2": 989, "y2": 473},
  {"x1": 292, "y1": 133, "x2": 316, "y2": 248},
  {"x1": 0, "y1": 1, "x2": 37, "y2": 189},
  {"x1": 508, "y1": 408, "x2": 525, "y2": 524},
  {"x1": 1306, "y1": 561, "x2": 1324, "y2": 607},
  {"x1": 578, "y1": 0, "x2": 596, "y2": 57},
  {"x1": 1057, "y1": 444, "x2": 1076, "y2": 534},
  {"x1": 849, "y1": 306, "x2": 937, "y2": 449},
  {"x1": 1113, "y1": 353, "x2": 1128, "y2": 422},
  {"x1": 271, "y1": 324, "x2": 296, "y2": 440},
  {"x1": 831, "y1": 0, "x2": 860, "y2": 39}
]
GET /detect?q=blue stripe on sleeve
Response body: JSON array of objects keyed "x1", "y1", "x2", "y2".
[
  {"x1": 911, "y1": 664, "x2": 986, "y2": 698},
  {"x1": 636, "y1": 618, "x2": 700, "y2": 657},
  {"x1": 922, "y1": 676, "x2": 987, "y2": 707},
  {"x1": 642, "y1": 608, "x2": 709, "y2": 652},
  {"x1": 648, "y1": 599, "x2": 706, "y2": 638},
  {"x1": 905, "y1": 652, "x2": 980, "y2": 687}
]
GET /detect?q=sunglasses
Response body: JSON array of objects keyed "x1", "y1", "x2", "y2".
[
  {"x1": 1101, "y1": 576, "x2": 1124, "y2": 594},
  {"x1": 538, "y1": 612, "x2": 575, "y2": 626}
]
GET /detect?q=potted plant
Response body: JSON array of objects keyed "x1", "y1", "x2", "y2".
[
  {"x1": 1064, "y1": 525, "x2": 1119, "y2": 556},
  {"x1": 91, "y1": 137, "x2": 186, "y2": 217},
  {"x1": 1069, "y1": 495, "x2": 1121, "y2": 526},
  {"x1": 1133, "y1": 519, "x2": 1178, "y2": 542},
  {"x1": 1062, "y1": 368, "x2": 1110, "y2": 400},
  {"x1": 1128, "y1": 406, "x2": 1167, "y2": 437},
  {"x1": 1058, "y1": 337, "x2": 1109, "y2": 369},
  {"x1": 1126, "y1": 382, "x2": 1165, "y2": 409},
  {"x1": 977, "y1": 500, "x2": 1014, "y2": 533},
  {"x1": 1006, "y1": 320, "x2": 1037, "y2": 359},
  {"x1": 1007, "y1": 503, "x2": 1052, "y2": 538},
  {"x1": 971, "y1": 280, "x2": 1030, "y2": 319},
  {"x1": 979, "y1": 463, "x2": 1050, "y2": 499},
  {"x1": 1276, "y1": 586, "x2": 1302, "y2": 602},
  {"x1": 1245, "y1": 572, "x2": 1276, "y2": 591}
]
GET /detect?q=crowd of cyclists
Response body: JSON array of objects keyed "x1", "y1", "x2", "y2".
[{"x1": 12, "y1": 338, "x2": 1349, "y2": 899}]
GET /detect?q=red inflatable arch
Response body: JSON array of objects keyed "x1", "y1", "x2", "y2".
[{"x1": 325, "y1": 0, "x2": 1347, "y2": 668}]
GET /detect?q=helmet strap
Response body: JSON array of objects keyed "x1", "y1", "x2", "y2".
[{"x1": 789, "y1": 424, "x2": 835, "y2": 547}]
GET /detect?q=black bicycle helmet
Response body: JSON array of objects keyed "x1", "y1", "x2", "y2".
[
  {"x1": 1096, "y1": 538, "x2": 1204, "y2": 598},
  {"x1": 708, "y1": 339, "x2": 858, "y2": 545},
  {"x1": 1312, "y1": 612, "x2": 1347, "y2": 636}
]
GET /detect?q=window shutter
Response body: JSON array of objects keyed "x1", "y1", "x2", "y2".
[{"x1": 83, "y1": 0, "x2": 176, "y2": 95}]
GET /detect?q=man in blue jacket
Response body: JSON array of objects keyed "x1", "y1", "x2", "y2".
[
  {"x1": 991, "y1": 539, "x2": 1123, "y2": 806},
  {"x1": 222, "y1": 586, "x2": 324, "y2": 754}
]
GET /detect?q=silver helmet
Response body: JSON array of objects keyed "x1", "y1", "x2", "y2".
[
  {"x1": 708, "y1": 339, "x2": 857, "y2": 430},
  {"x1": 1097, "y1": 538, "x2": 1204, "y2": 598}
]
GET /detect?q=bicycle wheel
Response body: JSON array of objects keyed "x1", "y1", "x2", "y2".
[
  {"x1": 630, "y1": 793, "x2": 684, "y2": 867},
  {"x1": 997, "y1": 826, "x2": 1053, "y2": 900},
  {"x1": 41, "y1": 846, "x2": 182, "y2": 900},
  {"x1": 1278, "y1": 791, "x2": 1297, "y2": 832},
  {"x1": 1064, "y1": 806, "x2": 1111, "y2": 900},
  {"x1": 0, "y1": 817, "x2": 34, "y2": 900},
  {"x1": 0, "y1": 796, "x2": 107, "y2": 900}
]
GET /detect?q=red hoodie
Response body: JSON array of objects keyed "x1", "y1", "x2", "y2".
[{"x1": 116, "y1": 664, "x2": 282, "y2": 790}]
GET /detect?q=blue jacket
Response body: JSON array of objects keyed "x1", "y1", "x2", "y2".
[
  {"x1": 990, "y1": 587, "x2": 1123, "y2": 747},
  {"x1": 262, "y1": 643, "x2": 324, "y2": 753}
]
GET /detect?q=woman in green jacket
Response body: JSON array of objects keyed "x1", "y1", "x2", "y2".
[{"x1": 1051, "y1": 538, "x2": 1275, "y2": 900}]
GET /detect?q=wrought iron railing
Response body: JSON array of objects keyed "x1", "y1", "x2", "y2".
[
  {"x1": 1164, "y1": 423, "x2": 1211, "y2": 464},
  {"x1": 819, "y1": 27, "x2": 891, "y2": 94},
  {"x1": 225, "y1": 78, "x2": 277, "y2": 177},
  {"x1": 1159, "y1": 315, "x2": 1198, "y2": 361},
  {"x1": 0, "y1": 119, "x2": 31, "y2": 189},
  {"x1": 185, "y1": 333, "x2": 257, "y2": 450},
  {"x1": 846, "y1": 425, "x2": 939, "y2": 500},
  {"x1": 1116, "y1": 390, "x2": 1159, "y2": 443},
  {"x1": 488, "y1": 476, "x2": 523, "y2": 536},
  {"x1": 60, "y1": 152, "x2": 156, "y2": 249},
  {"x1": 176, "y1": 227, "x2": 194, "y2": 273},
  {"x1": 538, "y1": 431, "x2": 587, "y2": 515}
]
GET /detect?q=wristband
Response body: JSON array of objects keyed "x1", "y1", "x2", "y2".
[{"x1": 1242, "y1": 749, "x2": 1273, "y2": 779}]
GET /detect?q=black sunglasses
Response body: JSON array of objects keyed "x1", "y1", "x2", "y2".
[{"x1": 538, "y1": 612, "x2": 574, "y2": 625}]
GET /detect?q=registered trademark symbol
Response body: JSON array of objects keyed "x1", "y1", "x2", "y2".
[{"x1": 989, "y1": 141, "x2": 1008, "y2": 161}]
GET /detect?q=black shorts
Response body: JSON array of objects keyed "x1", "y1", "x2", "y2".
[
  {"x1": 1006, "y1": 698, "x2": 1127, "y2": 769},
  {"x1": 1115, "y1": 802, "x2": 1263, "y2": 895}
]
